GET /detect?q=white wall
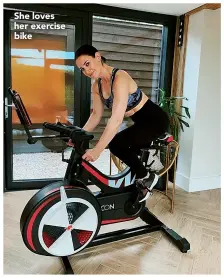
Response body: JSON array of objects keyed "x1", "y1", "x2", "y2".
[{"x1": 176, "y1": 8, "x2": 221, "y2": 192}]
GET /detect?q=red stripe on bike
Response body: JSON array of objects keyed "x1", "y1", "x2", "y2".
[
  {"x1": 102, "y1": 217, "x2": 136, "y2": 225},
  {"x1": 27, "y1": 194, "x2": 59, "y2": 251},
  {"x1": 82, "y1": 162, "x2": 108, "y2": 185},
  {"x1": 45, "y1": 186, "x2": 74, "y2": 196}
]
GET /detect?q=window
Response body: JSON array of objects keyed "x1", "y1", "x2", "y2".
[
  {"x1": 10, "y1": 18, "x2": 76, "y2": 180},
  {"x1": 91, "y1": 16, "x2": 163, "y2": 145}
]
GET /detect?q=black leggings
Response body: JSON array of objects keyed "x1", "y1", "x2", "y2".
[{"x1": 108, "y1": 99, "x2": 170, "y2": 179}]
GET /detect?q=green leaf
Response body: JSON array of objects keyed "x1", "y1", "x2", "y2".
[
  {"x1": 175, "y1": 125, "x2": 179, "y2": 141},
  {"x1": 161, "y1": 102, "x2": 170, "y2": 114},
  {"x1": 178, "y1": 119, "x2": 184, "y2": 132},
  {"x1": 178, "y1": 118, "x2": 190, "y2": 128},
  {"x1": 175, "y1": 96, "x2": 188, "y2": 100},
  {"x1": 170, "y1": 102, "x2": 175, "y2": 116},
  {"x1": 158, "y1": 88, "x2": 166, "y2": 105},
  {"x1": 170, "y1": 116, "x2": 179, "y2": 140},
  {"x1": 181, "y1": 106, "x2": 191, "y2": 118}
]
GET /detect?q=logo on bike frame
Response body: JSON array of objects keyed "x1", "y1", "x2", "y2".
[
  {"x1": 108, "y1": 171, "x2": 136, "y2": 188},
  {"x1": 101, "y1": 204, "x2": 115, "y2": 211}
]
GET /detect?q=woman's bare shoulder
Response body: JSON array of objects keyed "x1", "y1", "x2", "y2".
[
  {"x1": 115, "y1": 69, "x2": 131, "y2": 80},
  {"x1": 115, "y1": 69, "x2": 137, "y2": 89},
  {"x1": 116, "y1": 69, "x2": 135, "y2": 82}
]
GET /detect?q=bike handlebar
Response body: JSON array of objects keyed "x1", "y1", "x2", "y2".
[
  {"x1": 8, "y1": 87, "x2": 93, "y2": 154},
  {"x1": 43, "y1": 122, "x2": 94, "y2": 144},
  {"x1": 43, "y1": 122, "x2": 75, "y2": 136}
]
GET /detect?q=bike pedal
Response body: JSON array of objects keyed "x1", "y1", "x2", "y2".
[{"x1": 146, "y1": 187, "x2": 153, "y2": 195}]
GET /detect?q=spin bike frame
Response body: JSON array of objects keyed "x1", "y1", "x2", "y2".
[{"x1": 8, "y1": 88, "x2": 190, "y2": 274}]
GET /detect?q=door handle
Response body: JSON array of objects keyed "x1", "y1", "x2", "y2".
[{"x1": 4, "y1": 97, "x2": 14, "y2": 119}]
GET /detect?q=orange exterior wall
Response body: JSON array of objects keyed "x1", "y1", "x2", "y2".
[{"x1": 11, "y1": 34, "x2": 68, "y2": 124}]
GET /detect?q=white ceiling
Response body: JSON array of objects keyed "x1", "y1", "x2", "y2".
[{"x1": 103, "y1": 3, "x2": 203, "y2": 16}]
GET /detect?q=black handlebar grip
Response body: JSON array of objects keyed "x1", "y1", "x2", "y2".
[{"x1": 43, "y1": 122, "x2": 73, "y2": 136}]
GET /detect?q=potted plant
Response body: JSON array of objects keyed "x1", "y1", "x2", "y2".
[
  {"x1": 154, "y1": 88, "x2": 191, "y2": 190},
  {"x1": 158, "y1": 88, "x2": 190, "y2": 141}
]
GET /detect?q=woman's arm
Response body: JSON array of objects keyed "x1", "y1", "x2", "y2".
[
  {"x1": 82, "y1": 82, "x2": 104, "y2": 132},
  {"x1": 94, "y1": 73, "x2": 129, "y2": 152}
]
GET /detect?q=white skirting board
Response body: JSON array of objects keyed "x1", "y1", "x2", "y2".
[{"x1": 176, "y1": 172, "x2": 221, "y2": 192}]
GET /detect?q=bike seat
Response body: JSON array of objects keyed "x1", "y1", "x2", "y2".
[
  {"x1": 140, "y1": 133, "x2": 173, "y2": 152},
  {"x1": 157, "y1": 132, "x2": 173, "y2": 143}
]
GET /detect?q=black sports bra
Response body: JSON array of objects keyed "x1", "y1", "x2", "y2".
[{"x1": 97, "y1": 68, "x2": 142, "y2": 112}]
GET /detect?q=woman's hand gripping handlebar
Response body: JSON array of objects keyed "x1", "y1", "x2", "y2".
[{"x1": 43, "y1": 122, "x2": 94, "y2": 155}]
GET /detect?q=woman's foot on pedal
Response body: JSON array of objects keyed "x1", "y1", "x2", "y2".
[
  {"x1": 144, "y1": 172, "x2": 159, "y2": 191},
  {"x1": 138, "y1": 187, "x2": 152, "y2": 203},
  {"x1": 136, "y1": 173, "x2": 159, "y2": 203}
]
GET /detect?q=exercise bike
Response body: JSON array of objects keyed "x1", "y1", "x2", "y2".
[{"x1": 8, "y1": 87, "x2": 190, "y2": 274}]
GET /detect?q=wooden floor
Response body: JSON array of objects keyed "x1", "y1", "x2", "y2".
[{"x1": 4, "y1": 185, "x2": 221, "y2": 274}]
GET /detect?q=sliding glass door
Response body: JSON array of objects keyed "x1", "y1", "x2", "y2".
[{"x1": 4, "y1": 9, "x2": 85, "y2": 190}]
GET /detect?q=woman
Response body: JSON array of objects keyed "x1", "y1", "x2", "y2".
[{"x1": 73, "y1": 44, "x2": 169, "y2": 202}]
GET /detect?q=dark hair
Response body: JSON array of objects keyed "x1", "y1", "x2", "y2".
[{"x1": 75, "y1": 44, "x2": 106, "y2": 64}]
